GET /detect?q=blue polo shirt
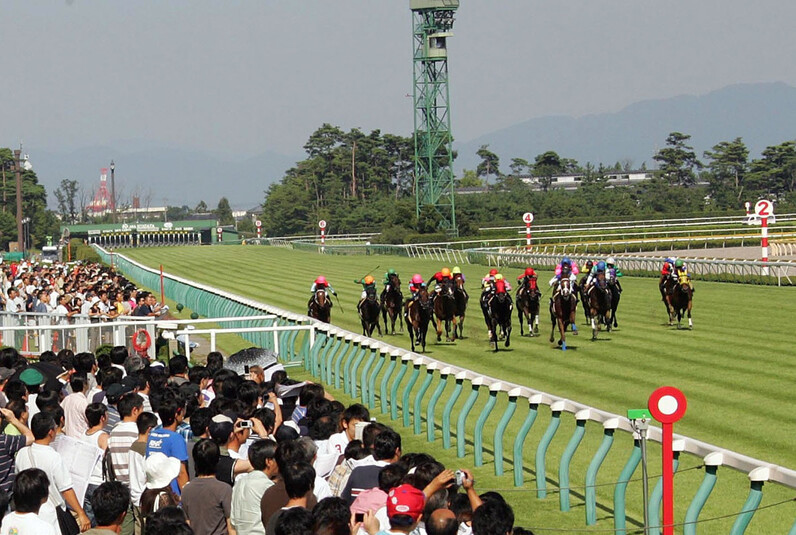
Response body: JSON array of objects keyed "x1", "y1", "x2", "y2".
[{"x1": 146, "y1": 428, "x2": 188, "y2": 494}]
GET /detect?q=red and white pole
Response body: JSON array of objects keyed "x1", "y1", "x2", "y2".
[
  {"x1": 321, "y1": 228, "x2": 325, "y2": 246},
  {"x1": 525, "y1": 223, "x2": 531, "y2": 248},
  {"x1": 761, "y1": 216, "x2": 769, "y2": 276}
]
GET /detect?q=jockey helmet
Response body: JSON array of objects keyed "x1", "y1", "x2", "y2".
[
  {"x1": 364, "y1": 275, "x2": 375, "y2": 285},
  {"x1": 441, "y1": 267, "x2": 452, "y2": 278},
  {"x1": 494, "y1": 273, "x2": 504, "y2": 281},
  {"x1": 606, "y1": 257, "x2": 616, "y2": 266},
  {"x1": 597, "y1": 261, "x2": 606, "y2": 271},
  {"x1": 585, "y1": 260, "x2": 594, "y2": 269},
  {"x1": 489, "y1": 268, "x2": 498, "y2": 276},
  {"x1": 561, "y1": 257, "x2": 571, "y2": 266},
  {"x1": 315, "y1": 276, "x2": 327, "y2": 285},
  {"x1": 411, "y1": 274, "x2": 424, "y2": 284},
  {"x1": 524, "y1": 267, "x2": 535, "y2": 277},
  {"x1": 452, "y1": 266, "x2": 462, "y2": 275},
  {"x1": 388, "y1": 268, "x2": 396, "y2": 275},
  {"x1": 675, "y1": 259, "x2": 684, "y2": 268}
]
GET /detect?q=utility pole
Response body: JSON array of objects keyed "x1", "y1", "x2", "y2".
[
  {"x1": 110, "y1": 160, "x2": 116, "y2": 223},
  {"x1": 13, "y1": 149, "x2": 23, "y2": 253}
]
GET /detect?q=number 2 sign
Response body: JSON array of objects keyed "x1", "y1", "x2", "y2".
[{"x1": 755, "y1": 200, "x2": 773, "y2": 218}]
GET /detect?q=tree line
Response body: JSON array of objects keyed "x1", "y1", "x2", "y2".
[{"x1": 261, "y1": 126, "x2": 796, "y2": 241}]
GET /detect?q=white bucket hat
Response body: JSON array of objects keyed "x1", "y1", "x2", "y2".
[{"x1": 145, "y1": 452, "x2": 181, "y2": 489}]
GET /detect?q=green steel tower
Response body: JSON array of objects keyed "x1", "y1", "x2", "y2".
[{"x1": 411, "y1": 0, "x2": 459, "y2": 236}]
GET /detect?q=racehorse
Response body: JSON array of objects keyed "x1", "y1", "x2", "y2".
[
  {"x1": 433, "y1": 279, "x2": 458, "y2": 342},
  {"x1": 578, "y1": 275, "x2": 592, "y2": 324},
  {"x1": 516, "y1": 279, "x2": 541, "y2": 336},
  {"x1": 308, "y1": 289, "x2": 332, "y2": 323},
  {"x1": 453, "y1": 277, "x2": 469, "y2": 339},
  {"x1": 487, "y1": 281, "x2": 513, "y2": 352},
  {"x1": 660, "y1": 274, "x2": 676, "y2": 321},
  {"x1": 359, "y1": 286, "x2": 382, "y2": 337},
  {"x1": 607, "y1": 276, "x2": 621, "y2": 329},
  {"x1": 586, "y1": 273, "x2": 612, "y2": 340},
  {"x1": 549, "y1": 278, "x2": 577, "y2": 350},
  {"x1": 668, "y1": 279, "x2": 693, "y2": 329},
  {"x1": 381, "y1": 273, "x2": 404, "y2": 335},
  {"x1": 405, "y1": 286, "x2": 433, "y2": 352}
]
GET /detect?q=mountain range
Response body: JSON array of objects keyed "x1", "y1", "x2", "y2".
[
  {"x1": 454, "y1": 81, "x2": 796, "y2": 173},
  {"x1": 27, "y1": 82, "x2": 796, "y2": 210}
]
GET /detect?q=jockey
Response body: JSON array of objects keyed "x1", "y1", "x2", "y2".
[
  {"x1": 451, "y1": 266, "x2": 465, "y2": 283},
  {"x1": 549, "y1": 257, "x2": 578, "y2": 288},
  {"x1": 428, "y1": 267, "x2": 453, "y2": 293},
  {"x1": 606, "y1": 257, "x2": 623, "y2": 292},
  {"x1": 382, "y1": 268, "x2": 399, "y2": 290},
  {"x1": 585, "y1": 261, "x2": 607, "y2": 289},
  {"x1": 583, "y1": 260, "x2": 594, "y2": 276},
  {"x1": 310, "y1": 276, "x2": 337, "y2": 296},
  {"x1": 482, "y1": 268, "x2": 499, "y2": 290},
  {"x1": 516, "y1": 267, "x2": 538, "y2": 294},
  {"x1": 408, "y1": 274, "x2": 425, "y2": 296},
  {"x1": 354, "y1": 275, "x2": 378, "y2": 300},
  {"x1": 494, "y1": 273, "x2": 512, "y2": 292},
  {"x1": 673, "y1": 259, "x2": 694, "y2": 291}
]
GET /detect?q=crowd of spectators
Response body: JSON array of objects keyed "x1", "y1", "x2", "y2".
[
  {"x1": 0, "y1": 260, "x2": 165, "y2": 319},
  {"x1": 0, "y1": 343, "x2": 529, "y2": 535}
]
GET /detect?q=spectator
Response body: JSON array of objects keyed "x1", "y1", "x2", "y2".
[
  {"x1": 85, "y1": 481, "x2": 130, "y2": 535},
  {"x1": 146, "y1": 397, "x2": 189, "y2": 493},
  {"x1": 145, "y1": 506, "x2": 193, "y2": 535},
  {"x1": 109, "y1": 393, "x2": 144, "y2": 487},
  {"x1": 328, "y1": 404, "x2": 370, "y2": 455},
  {"x1": 275, "y1": 508, "x2": 313, "y2": 535},
  {"x1": 363, "y1": 484, "x2": 425, "y2": 535},
  {"x1": 1, "y1": 399, "x2": 29, "y2": 437},
  {"x1": 61, "y1": 373, "x2": 90, "y2": 438},
  {"x1": 231, "y1": 439, "x2": 278, "y2": 535},
  {"x1": 342, "y1": 427, "x2": 402, "y2": 504},
  {"x1": 260, "y1": 440, "x2": 319, "y2": 526},
  {"x1": 351, "y1": 462, "x2": 407, "y2": 516},
  {"x1": 208, "y1": 414, "x2": 260, "y2": 485},
  {"x1": 297, "y1": 437, "x2": 333, "y2": 501},
  {"x1": 472, "y1": 501, "x2": 514, "y2": 535},
  {"x1": 0, "y1": 406, "x2": 33, "y2": 520},
  {"x1": 330, "y1": 423, "x2": 386, "y2": 497},
  {"x1": 110, "y1": 346, "x2": 129, "y2": 378},
  {"x1": 311, "y1": 496, "x2": 351, "y2": 535},
  {"x1": 14, "y1": 412, "x2": 91, "y2": 532},
  {"x1": 140, "y1": 453, "x2": 182, "y2": 518},
  {"x1": 0, "y1": 468, "x2": 55, "y2": 535},
  {"x1": 265, "y1": 462, "x2": 316, "y2": 535},
  {"x1": 130, "y1": 411, "x2": 158, "y2": 534},
  {"x1": 0, "y1": 366, "x2": 14, "y2": 408},
  {"x1": 168, "y1": 355, "x2": 190, "y2": 387},
  {"x1": 80, "y1": 402, "x2": 110, "y2": 525},
  {"x1": 426, "y1": 510, "x2": 460, "y2": 535},
  {"x1": 181, "y1": 439, "x2": 234, "y2": 535}
]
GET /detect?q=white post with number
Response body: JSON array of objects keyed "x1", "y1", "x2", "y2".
[
  {"x1": 319, "y1": 220, "x2": 327, "y2": 251},
  {"x1": 216, "y1": 226, "x2": 223, "y2": 243},
  {"x1": 755, "y1": 200, "x2": 773, "y2": 276},
  {"x1": 522, "y1": 212, "x2": 534, "y2": 248},
  {"x1": 256, "y1": 219, "x2": 262, "y2": 239}
]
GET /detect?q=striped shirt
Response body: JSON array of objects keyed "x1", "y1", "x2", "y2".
[
  {"x1": 108, "y1": 421, "x2": 139, "y2": 485},
  {"x1": 0, "y1": 435, "x2": 25, "y2": 494}
]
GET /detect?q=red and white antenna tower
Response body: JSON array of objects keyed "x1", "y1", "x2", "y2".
[{"x1": 88, "y1": 168, "x2": 113, "y2": 215}]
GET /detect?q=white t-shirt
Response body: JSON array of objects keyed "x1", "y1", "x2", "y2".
[
  {"x1": 15, "y1": 443, "x2": 73, "y2": 534},
  {"x1": 328, "y1": 431, "x2": 351, "y2": 456},
  {"x1": 0, "y1": 511, "x2": 57, "y2": 535}
]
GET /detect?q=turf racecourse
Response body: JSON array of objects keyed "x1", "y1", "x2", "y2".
[{"x1": 123, "y1": 245, "x2": 796, "y2": 533}]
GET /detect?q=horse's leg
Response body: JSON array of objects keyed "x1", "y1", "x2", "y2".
[
  {"x1": 517, "y1": 306, "x2": 525, "y2": 336},
  {"x1": 687, "y1": 298, "x2": 693, "y2": 329},
  {"x1": 591, "y1": 316, "x2": 597, "y2": 341},
  {"x1": 436, "y1": 318, "x2": 443, "y2": 342},
  {"x1": 558, "y1": 318, "x2": 567, "y2": 350},
  {"x1": 505, "y1": 320, "x2": 511, "y2": 348}
]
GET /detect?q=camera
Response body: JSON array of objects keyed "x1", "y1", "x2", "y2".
[
  {"x1": 455, "y1": 470, "x2": 464, "y2": 486},
  {"x1": 355, "y1": 513, "x2": 364, "y2": 523},
  {"x1": 237, "y1": 420, "x2": 253, "y2": 429}
]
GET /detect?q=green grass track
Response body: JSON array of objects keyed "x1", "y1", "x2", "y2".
[{"x1": 121, "y1": 245, "x2": 796, "y2": 533}]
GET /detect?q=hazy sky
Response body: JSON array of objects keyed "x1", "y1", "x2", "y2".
[{"x1": 2, "y1": 0, "x2": 796, "y2": 157}]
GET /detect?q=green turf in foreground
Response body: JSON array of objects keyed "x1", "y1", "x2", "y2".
[{"x1": 123, "y1": 245, "x2": 796, "y2": 534}]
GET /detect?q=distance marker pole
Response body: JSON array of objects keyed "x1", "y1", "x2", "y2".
[{"x1": 761, "y1": 216, "x2": 769, "y2": 276}]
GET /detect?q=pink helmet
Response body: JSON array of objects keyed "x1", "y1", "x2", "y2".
[
  {"x1": 411, "y1": 274, "x2": 423, "y2": 284},
  {"x1": 315, "y1": 276, "x2": 327, "y2": 285}
]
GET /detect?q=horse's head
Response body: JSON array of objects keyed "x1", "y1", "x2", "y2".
[
  {"x1": 389, "y1": 273, "x2": 401, "y2": 287},
  {"x1": 597, "y1": 272, "x2": 607, "y2": 288},
  {"x1": 365, "y1": 286, "x2": 377, "y2": 300},
  {"x1": 559, "y1": 279, "x2": 571, "y2": 297},
  {"x1": 316, "y1": 289, "x2": 326, "y2": 305}
]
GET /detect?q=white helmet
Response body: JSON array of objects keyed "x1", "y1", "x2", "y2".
[{"x1": 606, "y1": 257, "x2": 616, "y2": 265}]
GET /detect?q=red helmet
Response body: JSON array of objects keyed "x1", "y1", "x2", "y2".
[
  {"x1": 315, "y1": 276, "x2": 327, "y2": 285},
  {"x1": 489, "y1": 268, "x2": 498, "y2": 276},
  {"x1": 524, "y1": 267, "x2": 535, "y2": 277}
]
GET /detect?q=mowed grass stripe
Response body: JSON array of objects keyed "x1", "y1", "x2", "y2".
[{"x1": 124, "y1": 246, "x2": 796, "y2": 469}]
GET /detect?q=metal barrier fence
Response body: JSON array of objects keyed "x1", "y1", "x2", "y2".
[
  {"x1": 94, "y1": 245, "x2": 796, "y2": 534},
  {"x1": 466, "y1": 249, "x2": 796, "y2": 286}
]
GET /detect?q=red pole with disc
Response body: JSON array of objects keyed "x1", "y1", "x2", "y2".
[{"x1": 648, "y1": 386, "x2": 687, "y2": 535}]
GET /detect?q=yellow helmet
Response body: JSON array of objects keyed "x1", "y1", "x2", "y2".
[
  {"x1": 452, "y1": 266, "x2": 462, "y2": 275},
  {"x1": 494, "y1": 273, "x2": 504, "y2": 281}
]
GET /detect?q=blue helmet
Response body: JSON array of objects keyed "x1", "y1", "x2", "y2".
[
  {"x1": 561, "y1": 256, "x2": 571, "y2": 266},
  {"x1": 597, "y1": 261, "x2": 606, "y2": 271}
]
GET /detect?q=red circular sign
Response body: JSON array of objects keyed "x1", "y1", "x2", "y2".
[
  {"x1": 319, "y1": 220, "x2": 327, "y2": 229},
  {"x1": 648, "y1": 386, "x2": 687, "y2": 424},
  {"x1": 522, "y1": 212, "x2": 534, "y2": 224}
]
